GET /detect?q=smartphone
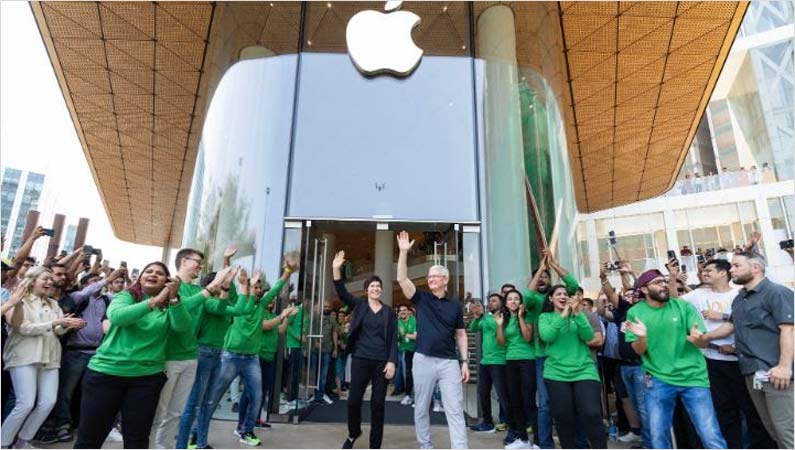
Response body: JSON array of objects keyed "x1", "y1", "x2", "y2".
[
  {"x1": 608, "y1": 230, "x2": 617, "y2": 246},
  {"x1": 779, "y1": 239, "x2": 794, "y2": 250},
  {"x1": 120, "y1": 261, "x2": 128, "y2": 268},
  {"x1": 92, "y1": 247, "x2": 102, "y2": 255},
  {"x1": 84, "y1": 245, "x2": 94, "y2": 254},
  {"x1": 59, "y1": 250, "x2": 67, "y2": 257},
  {"x1": 131, "y1": 268, "x2": 140, "y2": 277},
  {"x1": 667, "y1": 250, "x2": 677, "y2": 259},
  {"x1": 41, "y1": 228, "x2": 55, "y2": 237},
  {"x1": 697, "y1": 254, "x2": 706, "y2": 263},
  {"x1": 102, "y1": 259, "x2": 110, "y2": 268},
  {"x1": 681, "y1": 264, "x2": 687, "y2": 272}
]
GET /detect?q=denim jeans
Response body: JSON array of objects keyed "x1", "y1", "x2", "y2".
[
  {"x1": 393, "y1": 351, "x2": 405, "y2": 393},
  {"x1": 205, "y1": 352, "x2": 262, "y2": 438},
  {"x1": 238, "y1": 358, "x2": 276, "y2": 429},
  {"x1": 53, "y1": 349, "x2": 93, "y2": 429},
  {"x1": 646, "y1": 375, "x2": 726, "y2": 449},
  {"x1": 310, "y1": 351, "x2": 331, "y2": 401},
  {"x1": 621, "y1": 365, "x2": 651, "y2": 449},
  {"x1": 175, "y1": 346, "x2": 222, "y2": 449},
  {"x1": 535, "y1": 357, "x2": 553, "y2": 449}
]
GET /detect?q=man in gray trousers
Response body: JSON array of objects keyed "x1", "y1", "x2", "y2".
[{"x1": 397, "y1": 231, "x2": 470, "y2": 449}]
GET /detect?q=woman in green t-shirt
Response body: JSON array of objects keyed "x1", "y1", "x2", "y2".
[
  {"x1": 75, "y1": 262, "x2": 188, "y2": 449},
  {"x1": 538, "y1": 285, "x2": 606, "y2": 449},
  {"x1": 496, "y1": 289, "x2": 536, "y2": 449}
]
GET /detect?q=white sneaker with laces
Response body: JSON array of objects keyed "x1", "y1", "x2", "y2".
[
  {"x1": 618, "y1": 431, "x2": 642, "y2": 443},
  {"x1": 322, "y1": 394, "x2": 334, "y2": 405},
  {"x1": 432, "y1": 400, "x2": 444, "y2": 412},
  {"x1": 105, "y1": 427, "x2": 123, "y2": 443},
  {"x1": 504, "y1": 439, "x2": 532, "y2": 449},
  {"x1": 401, "y1": 395, "x2": 412, "y2": 405}
]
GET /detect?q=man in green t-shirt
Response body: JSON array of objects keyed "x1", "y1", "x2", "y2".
[
  {"x1": 624, "y1": 269, "x2": 727, "y2": 449},
  {"x1": 394, "y1": 304, "x2": 417, "y2": 404}
]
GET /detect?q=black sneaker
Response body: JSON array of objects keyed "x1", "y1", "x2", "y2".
[
  {"x1": 231, "y1": 402, "x2": 239, "y2": 413},
  {"x1": 342, "y1": 432, "x2": 361, "y2": 449},
  {"x1": 32, "y1": 430, "x2": 59, "y2": 445}
]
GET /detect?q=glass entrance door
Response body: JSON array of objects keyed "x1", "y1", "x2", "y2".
[{"x1": 274, "y1": 219, "x2": 483, "y2": 424}]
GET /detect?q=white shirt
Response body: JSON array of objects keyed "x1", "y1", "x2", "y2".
[{"x1": 683, "y1": 287, "x2": 739, "y2": 361}]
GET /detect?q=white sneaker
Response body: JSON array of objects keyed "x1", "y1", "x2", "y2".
[
  {"x1": 400, "y1": 395, "x2": 412, "y2": 405},
  {"x1": 432, "y1": 400, "x2": 444, "y2": 412},
  {"x1": 618, "y1": 431, "x2": 642, "y2": 443},
  {"x1": 322, "y1": 394, "x2": 333, "y2": 405},
  {"x1": 504, "y1": 439, "x2": 532, "y2": 449},
  {"x1": 105, "y1": 427, "x2": 123, "y2": 443}
]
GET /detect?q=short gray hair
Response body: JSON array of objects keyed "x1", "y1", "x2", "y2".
[
  {"x1": 734, "y1": 251, "x2": 766, "y2": 273},
  {"x1": 428, "y1": 265, "x2": 449, "y2": 278}
]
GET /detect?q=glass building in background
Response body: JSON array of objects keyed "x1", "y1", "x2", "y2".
[
  {"x1": 0, "y1": 167, "x2": 45, "y2": 256},
  {"x1": 577, "y1": 1, "x2": 795, "y2": 290}
]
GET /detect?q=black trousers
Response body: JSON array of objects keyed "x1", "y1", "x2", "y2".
[
  {"x1": 348, "y1": 357, "x2": 388, "y2": 449},
  {"x1": 287, "y1": 347, "x2": 303, "y2": 401},
  {"x1": 545, "y1": 379, "x2": 606, "y2": 449},
  {"x1": 74, "y1": 369, "x2": 166, "y2": 449},
  {"x1": 477, "y1": 363, "x2": 510, "y2": 425},
  {"x1": 707, "y1": 358, "x2": 777, "y2": 449},
  {"x1": 403, "y1": 351, "x2": 414, "y2": 395},
  {"x1": 505, "y1": 360, "x2": 536, "y2": 441}
]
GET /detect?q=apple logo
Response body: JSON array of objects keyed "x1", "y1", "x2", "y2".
[{"x1": 346, "y1": 1, "x2": 423, "y2": 76}]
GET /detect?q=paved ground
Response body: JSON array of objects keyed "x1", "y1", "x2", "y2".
[{"x1": 44, "y1": 419, "x2": 638, "y2": 449}]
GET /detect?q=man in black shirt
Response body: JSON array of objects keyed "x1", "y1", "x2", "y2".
[{"x1": 397, "y1": 231, "x2": 469, "y2": 449}]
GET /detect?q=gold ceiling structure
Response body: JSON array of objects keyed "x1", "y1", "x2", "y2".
[{"x1": 31, "y1": 1, "x2": 747, "y2": 246}]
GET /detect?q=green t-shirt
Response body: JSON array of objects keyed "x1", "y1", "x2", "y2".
[
  {"x1": 223, "y1": 279, "x2": 284, "y2": 355},
  {"x1": 398, "y1": 316, "x2": 417, "y2": 353},
  {"x1": 523, "y1": 273, "x2": 580, "y2": 357},
  {"x1": 538, "y1": 312, "x2": 599, "y2": 382},
  {"x1": 503, "y1": 314, "x2": 535, "y2": 361},
  {"x1": 286, "y1": 304, "x2": 305, "y2": 349},
  {"x1": 468, "y1": 313, "x2": 505, "y2": 364},
  {"x1": 89, "y1": 290, "x2": 192, "y2": 377},
  {"x1": 259, "y1": 310, "x2": 279, "y2": 361},
  {"x1": 196, "y1": 284, "x2": 253, "y2": 349},
  {"x1": 625, "y1": 298, "x2": 709, "y2": 388}
]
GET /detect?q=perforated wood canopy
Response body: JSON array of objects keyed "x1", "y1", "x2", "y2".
[{"x1": 31, "y1": 1, "x2": 747, "y2": 245}]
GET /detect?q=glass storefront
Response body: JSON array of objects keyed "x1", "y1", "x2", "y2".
[{"x1": 181, "y1": 2, "x2": 580, "y2": 423}]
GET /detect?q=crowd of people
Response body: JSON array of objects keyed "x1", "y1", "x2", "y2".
[
  {"x1": 673, "y1": 163, "x2": 778, "y2": 196},
  {"x1": 0, "y1": 226, "x2": 792, "y2": 449}
]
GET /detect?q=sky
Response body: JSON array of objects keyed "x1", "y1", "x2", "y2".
[{"x1": 1, "y1": 2, "x2": 164, "y2": 270}]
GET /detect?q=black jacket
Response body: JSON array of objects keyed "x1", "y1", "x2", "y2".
[{"x1": 333, "y1": 279, "x2": 399, "y2": 364}]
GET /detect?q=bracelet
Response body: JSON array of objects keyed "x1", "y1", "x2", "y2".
[{"x1": 169, "y1": 297, "x2": 181, "y2": 306}]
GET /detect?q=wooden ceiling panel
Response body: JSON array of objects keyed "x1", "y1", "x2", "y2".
[{"x1": 33, "y1": 1, "x2": 749, "y2": 243}]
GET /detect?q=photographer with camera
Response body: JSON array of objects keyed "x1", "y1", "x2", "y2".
[{"x1": 3, "y1": 226, "x2": 50, "y2": 290}]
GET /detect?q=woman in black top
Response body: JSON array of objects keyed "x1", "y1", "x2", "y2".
[{"x1": 332, "y1": 251, "x2": 398, "y2": 449}]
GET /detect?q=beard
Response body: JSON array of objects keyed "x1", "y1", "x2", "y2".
[
  {"x1": 648, "y1": 289, "x2": 670, "y2": 302},
  {"x1": 732, "y1": 272, "x2": 753, "y2": 285}
]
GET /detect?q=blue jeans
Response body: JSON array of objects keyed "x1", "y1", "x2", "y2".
[
  {"x1": 204, "y1": 352, "x2": 262, "y2": 442},
  {"x1": 336, "y1": 354, "x2": 346, "y2": 386},
  {"x1": 646, "y1": 376, "x2": 726, "y2": 449},
  {"x1": 621, "y1": 365, "x2": 651, "y2": 449},
  {"x1": 238, "y1": 358, "x2": 276, "y2": 429},
  {"x1": 535, "y1": 357, "x2": 553, "y2": 449},
  {"x1": 393, "y1": 351, "x2": 405, "y2": 393},
  {"x1": 51, "y1": 349, "x2": 92, "y2": 428},
  {"x1": 176, "y1": 346, "x2": 222, "y2": 449},
  {"x1": 311, "y1": 351, "x2": 331, "y2": 401}
]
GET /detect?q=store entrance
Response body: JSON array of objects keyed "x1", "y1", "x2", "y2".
[{"x1": 271, "y1": 219, "x2": 482, "y2": 424}]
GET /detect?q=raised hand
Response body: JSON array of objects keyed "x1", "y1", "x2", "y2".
[
  {"x1": 599, "y1": 262, "x2": 608, "y2": 278},
  {"x1": 396, "y1": 231, "x2": 415, "y2": 252},
  {"x1": 618, "y1": 260, "x2": 632, "y2": 274},
  {"x1": 238, "y1": 268, "x2": 249, "y2": 287},
  {"x1": 666, "y1": 257, "x2": 680, "y2": 277},
  {"x1": 149, "y1": 290, "x2": 170, "y2": 309},
  {"x1": 166, "y1": 277, "x2": 181, "y2": 299},
  {"x1": 518, "y1": 304, "x2": 526, "y2": 319},
  {"x1": 222, "y1": 266, "x2": 238, "y2": 288},
  {"x1": 494, "y1": 311, "x2": 504, "y2": 327},
  {"x1": 8, "y1": 283, "x2": 27, "y2": 306},
  {"x1": 283, "y1": 257, "x2": 299, "y2": 274},
  {"x1": 624, "y1": 319, "x2": 647, "y2": 338},
  {"x1": 251, "y1": 271, "x2": 263, "y2": 287},
  {"x1": 223, "y1": 244, "x2": 239, "y2": 259},
  {"x1": 332, "y1": 251, "x2": 346, "y2": 271}
]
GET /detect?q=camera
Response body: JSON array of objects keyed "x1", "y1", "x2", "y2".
[
  {"x1": 608, "y1": 230, "x2": 617, "y2": 246},
  {"x1": 606, "y1": 261, "x2": 621, "y2": 272},
  {"x1": 83, "y1": 245, "x2": 101, "y2": 255},
  {"x1": 41, "y1": 228, "x2": 55, "y2": 237},
  {"x1": 779, "y1": 239, "x2": 794, "y2": 250}
]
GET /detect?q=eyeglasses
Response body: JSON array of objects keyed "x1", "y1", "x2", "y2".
[
  {"x1": 647, "y1": 279, "x2": 668, "y2": 286},
  {"x1": 184, "y1": 257, "x2": 204, "y2": 266},
  {"x1": 427, "y1": 274, "x2": 447, "y2": 279}
]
